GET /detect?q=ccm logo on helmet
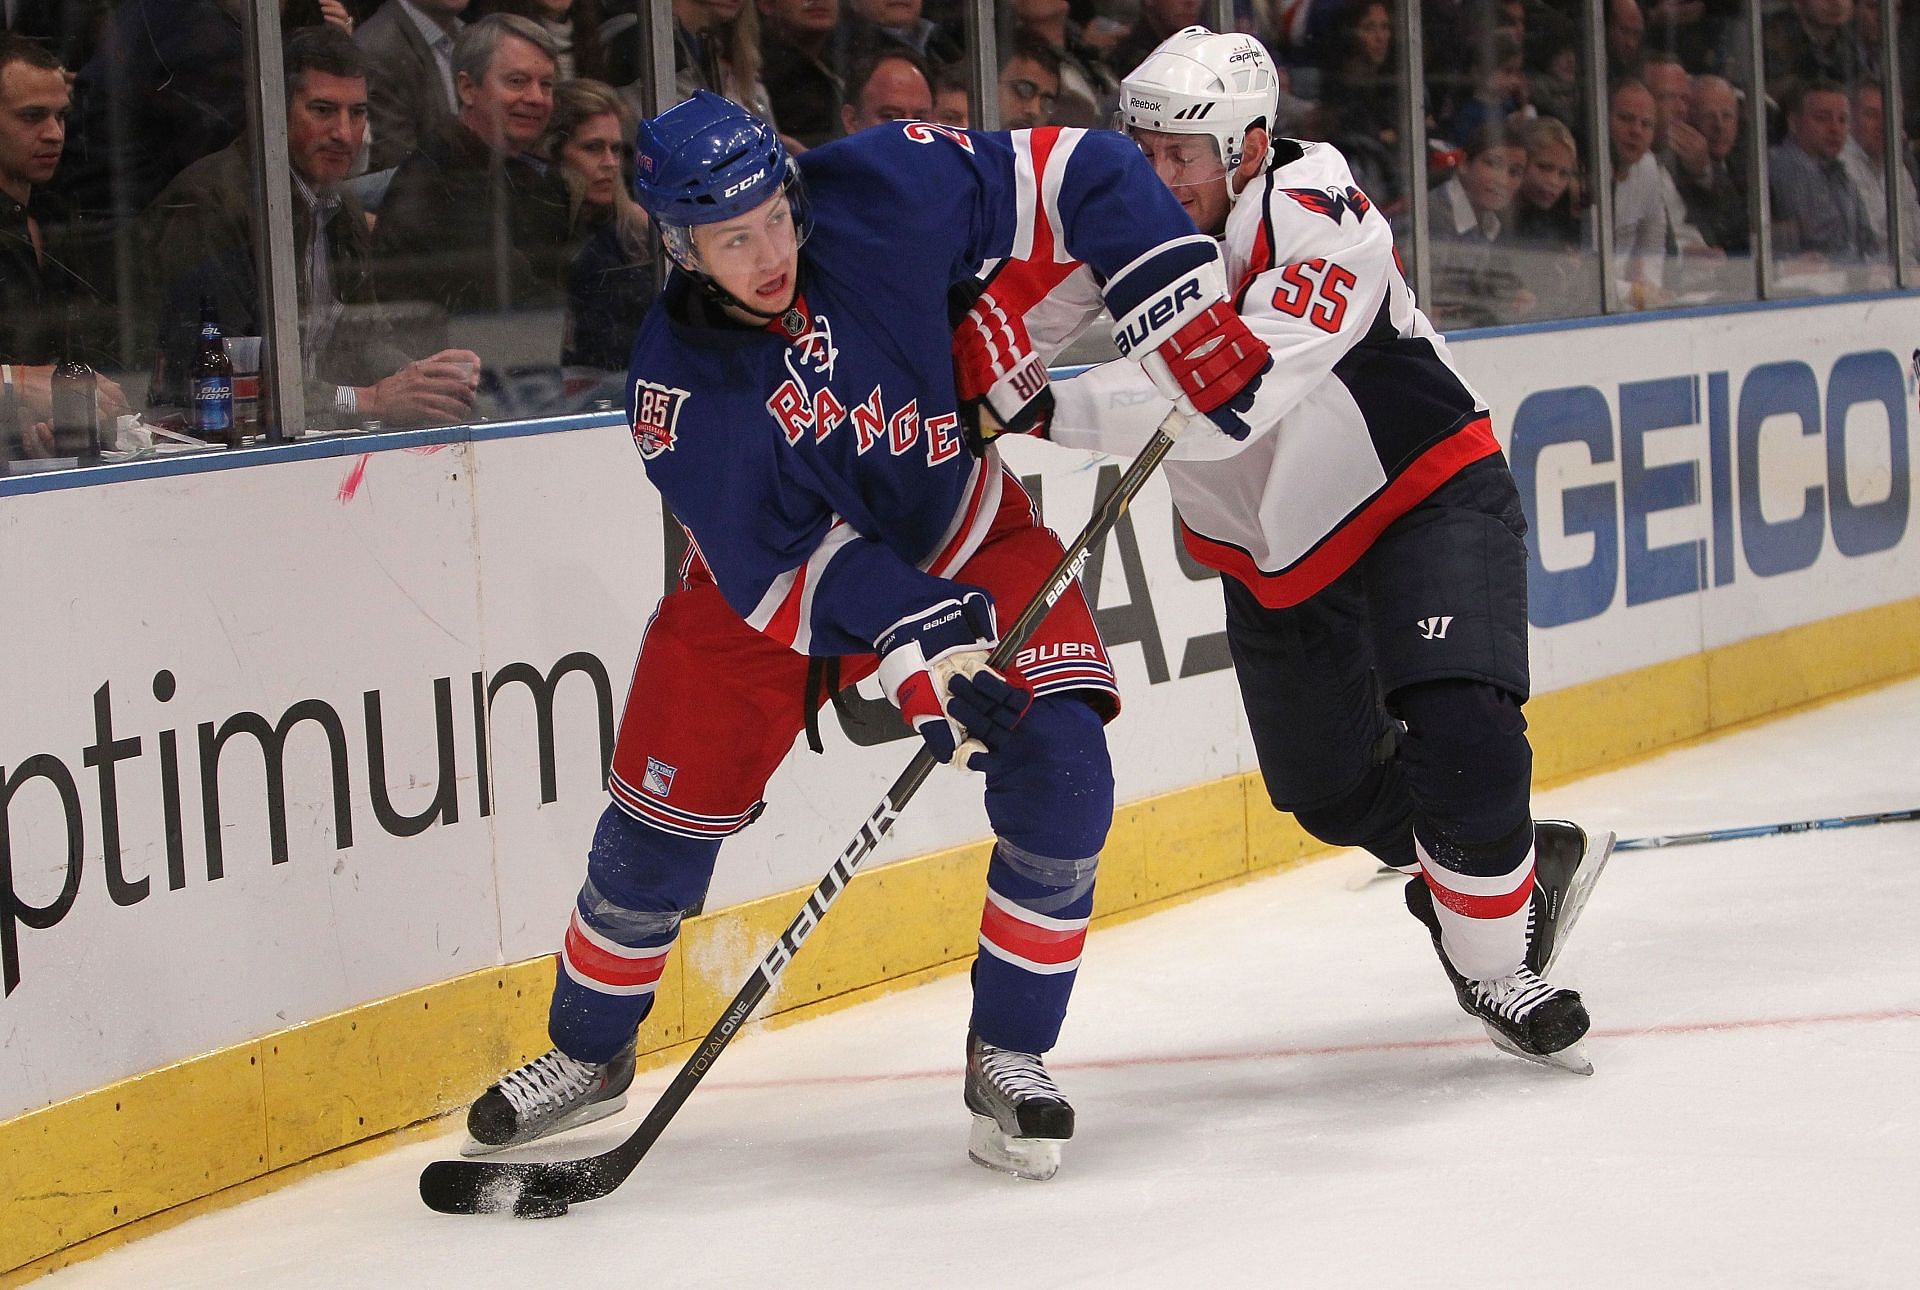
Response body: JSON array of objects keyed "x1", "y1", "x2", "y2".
[
  {"x1": 1113, "y1": 277, "x2": 1204, "y2": 357},
  {"x1": 722, "y1": 167, "x2": 768, "y2": 199}
]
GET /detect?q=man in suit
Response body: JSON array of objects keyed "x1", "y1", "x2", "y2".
[{"x1": 356, "y1": 0, "x2": 469, "y2": 172}]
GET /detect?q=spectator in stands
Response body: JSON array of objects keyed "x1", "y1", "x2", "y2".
[
  {"x1": 57, "y1": 0, "x2": 353, "y2": 226},
  {"x1": 471, "y1": 0, "x2": 608, "y2": 82},
  {"x1": 931, "y1": 62, "x2": 969, "y2": 127},
  {"x1": 1110, "y1": 0, "x2": 1203, "y2": 78},
  {"x1": 1763, "y1": 0, "x2": 1873, "y2": 111},
  {"x1": 372, "y1": 14, "x2": 574, "y2": 335},
  {"x1": 839, "y1": 45, "x2": 931, "y2": 135},
  {"x1": 1444, "y1": 29, "x2": 1530, "y2": 147},
  {"x1": 1525, "y1": 16, "x2": 1586, "y2": 141},
  {"x1": 0, "y1": 33, "x2": 129, "y2": 461},
  {"x1": 665, "y1": 0, "x2": 777, "y2": 123},
  {"x1": 1509, "y1": 115, "x2": 1594, "y2": 317},
  {"x1": 1425, "y1": 122, "x2": 1534, "y2": 328},
  {"x1": 1006, "y1": 0, "x2": 1117, "y2": 130},
  {"x1": 1771, "y1": 79, "x2": 1879, "y2": 265},
  {"x1": 1841, "y1": 79, "x2": 1920, "y2": 265},
  {"x1": 998, "y1": 31, "x2": 1061, "y2": 130},
  {"x1": 759, "y1": 0, "x2": 848, "y2": 149},
  {"x1": 358, "y1": 0, "x2": 471, "y2": 173},
  {"x1": 1609, "y1": 77, "x2": 1672, "y2": 307},
  {"x1": 1318, "y1": 0, "x2": 1402, "y2": 208},
  {"x1": 1673, "y1": 72, "x2": 1749, "y2": 255},
  {"x1": 538, "y1": 78, "x2": 655, "y2": 370},
  {"x1": 142, "y1": 26, "x2": 479, "y2": 429},
  {"x1": 847, "y1": 0, "x2": 961, "y2": 68},
  {"x1": 1606, "y1": 0, "x2": 1645, "y2": 78}
]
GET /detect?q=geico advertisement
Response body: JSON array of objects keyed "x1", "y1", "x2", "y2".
[{"x1": 1452, "y1": 298, "x2": 1920, "y2": 688}]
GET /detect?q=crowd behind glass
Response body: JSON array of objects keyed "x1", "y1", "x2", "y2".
[{"x1": 0, "y1": 0, "x2": 1913, "y2": 472}]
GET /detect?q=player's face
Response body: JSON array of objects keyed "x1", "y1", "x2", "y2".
[
  {"x1": 692, "y1": 190, "x2": 800, "y2": 316},
  {"x1": 287, "y1": 70, "x2": 369, "y2": 189},
  {"x1": 1520, "y1": 141, "x2": 1574, "y2": 209},
  {"x1": 1131, "y1": 127, "x2": 1231, "y2": 235}
]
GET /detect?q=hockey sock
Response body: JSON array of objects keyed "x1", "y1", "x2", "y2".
[
  {"x1": 549, "y1": 805, "x2": 722, "y2": 1063},
  {"x1": 972, "y1": 697, "x2": 1112, "y2": 1053},
  {"x1": 1393, "y1": 680, "x2": 1536, "y2": 979},
  {"x1": 971, "y1": 839, "x2": 1098, "y2": 1055}
]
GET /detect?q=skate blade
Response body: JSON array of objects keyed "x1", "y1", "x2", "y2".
[
  {"x1": 1482, "y1": 1023, "x2": 1594, "y2": 1076},
  {"x1": 1544, "y1": 829, "x2": 1616, "y2": 975},
  {"x1": 459, "y1": 1092, "x2": 629, "y2": 1157},
  {"x1": 967, "y1": 1113, "x2": 1064, "y2": 1181}
]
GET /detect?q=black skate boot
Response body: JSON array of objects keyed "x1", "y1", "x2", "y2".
[
  {"x1": 964, "y1": 1032, "x2": 1074, "y2": 1181},
  {"x1": 1405, "y1": 878, "x2": 1594, "y2": 1075},
  {"x1": 1527, "y1": 820, "x2": 1616, "y2": 976},
  {"x1": 463, "y1": 1039, "x2": 637, "y2": 1155}
]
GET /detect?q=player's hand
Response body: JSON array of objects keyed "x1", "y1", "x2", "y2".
[
  {"x1": 363, "y1": 350, "x2": 480, "y2": 426},
  {"x1": 875, "y1": 588, "x2": 1031, "y2": 770},
  {"x1": 952, "y1": 280, "x2": 1054, "y2": 456},
  {"x1": 1107, "y1": 248, "x2": 1270, "y2": 439}
]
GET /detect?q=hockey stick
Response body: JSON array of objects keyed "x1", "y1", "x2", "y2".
[
  {"x1": 1346, "y1": 806, "x2": 1920, "y2": 886},
  {"x1": 1612, "y1": 806, "x2": 1920, "y2": 851},
  {"x1": 419, "y1": 408, "x2": 1189, "y2": 1218}
]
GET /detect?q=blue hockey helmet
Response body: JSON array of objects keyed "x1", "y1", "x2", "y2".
[{"x1": 633, "y1": 90, "x2": 804, "y2": 269}]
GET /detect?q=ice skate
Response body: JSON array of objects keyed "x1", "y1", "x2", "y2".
[
  {"x1": 1405, "y1": 878, "x2": 1594, "y2": 1075},
  {"x1": 462, "y1": 1039, "x2": 636, "y2": 1155},
  {"x1": 964, "y1": 1033, "x2": 1074, "y2": 1181},
  {"x1": 1527, "y1": 820, "x2": 1615, "y2": 975}
]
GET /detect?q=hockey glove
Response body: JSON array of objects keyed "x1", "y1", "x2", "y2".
[
  {"x1": 875, "y1": 588, "x2": 1033, "y2": 770},
  {"x1": 952, "y1": 279, "x2": 1054, "y2": 456},
  {"x1": 1107, "y1": 242, "x2": 1272, "y2": 440}
]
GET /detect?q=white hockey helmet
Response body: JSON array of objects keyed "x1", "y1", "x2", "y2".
[{"x1": 1118, "y1": 26, "x2": 1281, "y2": 170}]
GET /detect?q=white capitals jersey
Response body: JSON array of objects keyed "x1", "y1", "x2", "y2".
[{"x1": 1045, "y1": 140, "x2": 1498, "y2": 608}]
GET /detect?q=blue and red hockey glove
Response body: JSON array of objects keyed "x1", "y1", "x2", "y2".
[{"x1": 951, "y1": 278, "x2": 1055, "y2": 456}]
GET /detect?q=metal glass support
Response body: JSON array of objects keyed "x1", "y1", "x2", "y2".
[
  {"x1": 1747, "y1": 0, "x2": 1774, "y2": 299},
  {"x1": 967, "y1": 1, "x2": 998, "y2": 131},
  {"x1": 1582, "y1": 0, "x2": 1619, "y2": 313},
  {"x1": 640, "y1": 3, "x2": 677, "y2": 118},
  {"x1": 242, "y1": 0, "x2": 302, "y2": 441},
  {"x1": 1394, "y1": 0, "x2": 1430, "y2": 306},
  {"x1": 1207, "y1": 0, "x2": 1234, "y2": 33},
  {"x1": 1884, "y1": 0, "x2": 1908, "y2": 286}
]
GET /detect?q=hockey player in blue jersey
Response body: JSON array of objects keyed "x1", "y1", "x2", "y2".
[
  {"x1": 959, "y1": 29, "x2": 1614, "y2": 1074},
  {"x1": 462, "y1": 91, "x2": 1270, "y2": 1179}
]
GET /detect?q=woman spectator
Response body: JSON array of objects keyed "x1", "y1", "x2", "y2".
[
  {"x1": 1509, "y1": 115, "x2": 1598, "y2": 317},
  {"x1": 539, "y1": 79, "x2": 657, "y2": 371},
  {"x1": 1317, "y1": 0, "x2": 1402, "y2": 209}
]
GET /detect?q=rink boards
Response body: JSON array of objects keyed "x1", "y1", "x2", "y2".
[{"x1": 3, "y1": 293, "x2": 1920, "y2": 1276}]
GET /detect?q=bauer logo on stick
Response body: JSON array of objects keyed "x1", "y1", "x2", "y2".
[{"x1": 631, "y1": 380, "x2": 690, "y2": 459}]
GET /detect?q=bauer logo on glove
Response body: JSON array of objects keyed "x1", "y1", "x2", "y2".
[{"x1": 876, "y1": 589, "x2": 1033, "y2": 770}]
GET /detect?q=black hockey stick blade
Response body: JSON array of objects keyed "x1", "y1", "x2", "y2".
[{"x1": 419, "y1": 1156, "x2": 610, "y2": 1216}]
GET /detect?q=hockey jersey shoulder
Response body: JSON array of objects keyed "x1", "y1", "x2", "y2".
[{"x1": 1230, "y1": 141, "x2": 1391, "y2": 284}]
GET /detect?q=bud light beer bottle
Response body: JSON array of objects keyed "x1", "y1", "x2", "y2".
[{"x1": 190, "y1": 298, "x2": 235, "y2": 446}]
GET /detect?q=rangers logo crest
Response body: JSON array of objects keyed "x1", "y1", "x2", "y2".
[
  {"x1": 1281, "y1": 185, "x2": 1373, "y2": 224},
  {"x1": 642, "y1": 756, "x2": 678, "y2": 797},
  {"x1": 631, "y1": 379, "x2": 690, "y2": 458}
]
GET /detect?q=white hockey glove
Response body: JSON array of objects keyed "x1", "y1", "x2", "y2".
[
  {"x1": 875, "y1": 589, "x2": 1033, "y2": 770},
  {"x1": 1106, "y1": 243, "x2": 1272, "y2": 439}
]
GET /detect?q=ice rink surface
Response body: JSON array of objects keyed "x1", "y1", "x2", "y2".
[{"x1": 45, "y1": 680, "x2": 1920, "y2": 1289}]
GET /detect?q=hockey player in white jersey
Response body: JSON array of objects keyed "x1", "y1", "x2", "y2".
[{"x1": 964, "y1": 27, "x2": 1613, "y2": 1072}]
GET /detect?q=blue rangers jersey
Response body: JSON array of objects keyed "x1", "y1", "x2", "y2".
[{"x1": 623, "y1": 123, "x2": 1205, "y2": 656}]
